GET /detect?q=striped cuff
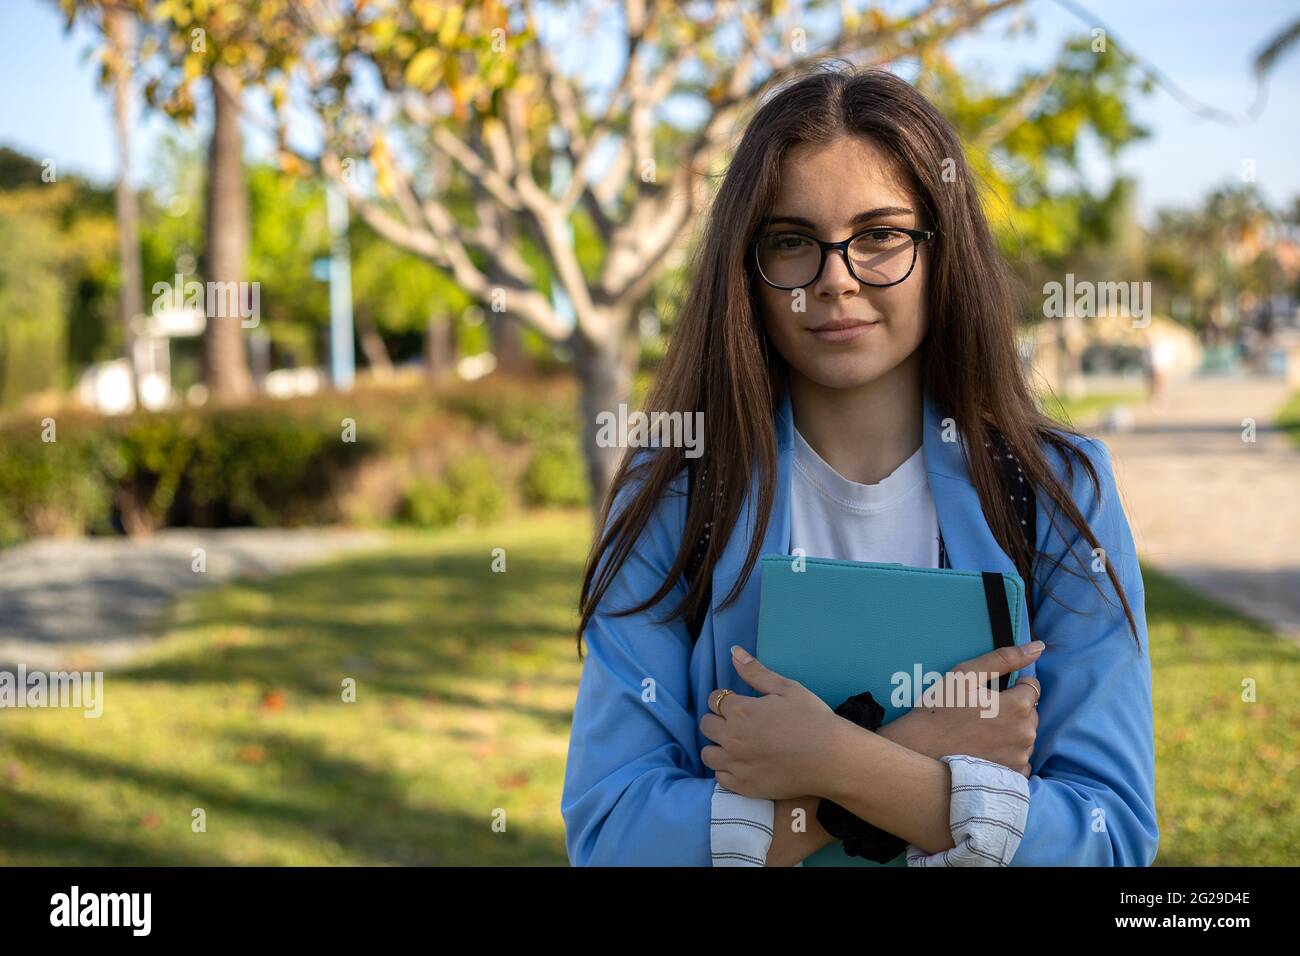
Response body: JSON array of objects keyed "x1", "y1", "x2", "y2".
[
  {"x1": 710, "y1": 780, "x2": 774, "y2": 866},
  {"x1": 905, "y1": 755, "x2": 1030, "y2": 867}
]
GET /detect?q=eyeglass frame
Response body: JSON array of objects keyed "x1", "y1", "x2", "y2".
[{"x1": 748, "y1": 226, "x2": 936, "y2": 290}]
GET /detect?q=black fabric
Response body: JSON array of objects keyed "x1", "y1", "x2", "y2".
[
  {"x1": 814, "y1": 691, "x2": 909, "y2": 863},
  {"x1": 682, "y1": 456, "x2": 712, "y2": 640},
  {"x1": 982, "y1": 571, "x2": 1016, "y2": 692},
  {"x1": 988, "y1": 429, "x2": 1037, "y2": 594}
]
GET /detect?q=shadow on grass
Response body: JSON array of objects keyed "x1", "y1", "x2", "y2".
[
  {"x1": 2, "y1": 728, "x2": 562, "y2": 865},
  {"x1": 1141, "y1": 562, "x2": 1297, "y2": 666},
  {"x1": 123, "y1": 545, "x2": 584, "y2": 717}
]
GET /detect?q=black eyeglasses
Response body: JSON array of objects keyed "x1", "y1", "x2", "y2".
[{"x1": 750, "y1": 226, "x2": 935, "y2": 290}]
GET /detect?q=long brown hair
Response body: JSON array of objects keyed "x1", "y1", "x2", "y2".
[{"x1": 576, "y1": 62, "x2": 1138, "y2": 658}]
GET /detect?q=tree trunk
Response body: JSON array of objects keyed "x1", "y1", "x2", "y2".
[
  {"x1": 201, "y1": 65, "x2": 254, "y2": 402},
  {"x1": 487, "y1": 308, "x2": 529, "y2": 374},
  {"x1": 426, "y1": 313, "x2": 454, "y2": 382},
  {"x1": 106, "y1": 8, "x2": 142, "y2": 410},
  {"x1": 1056, "y1": 310, "x2": 1085, "y2": 400},
  {"x1": 356, "y1": 311, "x2": 393, "y2": 377},
  {"x1": 573, "y1": 325, "x2": 637, "y2": 522}
]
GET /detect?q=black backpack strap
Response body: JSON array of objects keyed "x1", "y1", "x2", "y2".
[
  {"x1": 983, "y1": 429, "x2": 1038, "y2": 678},
  {"x1": 937, "y1": 430, "x2": 1035, "y2": 573},
  {"x1": 988, "y1": 430, "x2": 1037, "y2": 557},
  {"x1": 682, "y1": 457, "x2": 713, "y2": 642}
]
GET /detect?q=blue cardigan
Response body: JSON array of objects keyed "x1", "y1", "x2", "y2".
[{"x1": 561, "y1": 384, "x2": 1159, "y2": 866}]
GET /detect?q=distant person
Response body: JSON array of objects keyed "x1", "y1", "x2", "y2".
[{"x1": 1143, "y1": 337, "x2": 1175, "y2": 399}]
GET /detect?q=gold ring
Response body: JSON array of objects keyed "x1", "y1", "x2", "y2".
[
  {"x1": 1023, "y1": 679, "x2": 1041, "y2": 706},
  {"x1": 711, "y1": 688, "x2": 734, "y2": 716}
]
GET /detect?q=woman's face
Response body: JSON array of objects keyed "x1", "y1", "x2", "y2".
[{"x1": 754, "y1": 134, "x2": 930, "y2": 391}]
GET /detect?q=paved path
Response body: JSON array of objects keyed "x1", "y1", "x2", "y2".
[
  {"x1": 1094, "y1": 375, "x2": 1300, "y2": 641},
  {"x1": 0, "y1": 528, "x2": 384, "y2": 671}
]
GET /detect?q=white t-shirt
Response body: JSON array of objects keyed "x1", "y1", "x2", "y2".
[{"x1": 789, "y1": 425, "x2": 941, "y2": 567}]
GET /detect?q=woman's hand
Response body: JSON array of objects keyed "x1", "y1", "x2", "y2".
[
  {"x1": 699, "y1": 645, "x2": 840, "y2": 801},
  {"x1": 879, "y1": 641, "x2": 1044, "y2": 776}
]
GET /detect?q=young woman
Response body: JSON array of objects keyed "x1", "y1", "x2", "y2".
[{"x1": 560, "y1": 65, "x2": 1157, "y2": 867}]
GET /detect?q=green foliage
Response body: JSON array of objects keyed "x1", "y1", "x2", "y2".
[
  {"x1": 400, "y1": 453, "x2": 505, "y2": 528},
  {"x1": 184, "y1": 413, "x2": 377, "y2": 527},
  {"x1": 0, "y1": 376, "x2": 583, "y2": 547},
  {"x1": 0, "y1": 406, "x2": 380, "y2": 542},
  {"x1": 0, "y1": 154, "x2": 120, "y2": 391},
  {"x1": 0, "y1": 426, "x2": 118, "y2": 545},
  {"x1": 439, "y1": 378, "x2": 578, "y2": 443},
  {"x1": 0, "y1": 211, "x2": 67, "y2": 408},
  {"x1": 110, "y1": 413, "x2": 200, "y2": 533},
  {"x1": 138, "y1": 138, "x2": 472, "y2": 369},
  {"x1": 927, "y1": 35, "x2": 1150, "y2": 269},
  {"x1": 1147, "y1": 183, "x2": 1290, "y2": 332},
  {"x1": 1037, "y1": 388, "x2": 1145, "y2": 427},
  {"x1": 522, "y1": 440, "x2": 589, "y2": 507},
  {"x1": 351, "y1": 225, "x2": 469, "y2": 337},
  {"x1": 1278, "y1": 389, "x2": 1300, "y2": 452}
]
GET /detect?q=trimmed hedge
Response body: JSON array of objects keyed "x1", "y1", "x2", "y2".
[
  {"x1": 0, "y1": 406, "x2": 379, "y2": 544},
  {"x1": 0, "y1": 373, "x2": 592, "y2": 546},
  {"x1": 400, "y1": 453, "x2": 506, "y2": 529},
  {"x1": 522, "y1": 439, "x2": 590, "y2": 507}
]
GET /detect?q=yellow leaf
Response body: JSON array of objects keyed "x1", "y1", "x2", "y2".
[
  {"x1": 405, "y1": 47, "x2": 442, "y2": 90},
  {"x1": 438, "y1": 4, "x2": 464, "y2": 46},
  {"x1": 412, "y1": 0, "x2": 444, "y2": 33},
  {"x1": 371, "y1": 136, "x2": 394, "y2": 197}
]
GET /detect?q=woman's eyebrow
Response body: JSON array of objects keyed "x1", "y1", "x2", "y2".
[{"x1": 764, "y1": 206, "x2": 914, "y2": 229}]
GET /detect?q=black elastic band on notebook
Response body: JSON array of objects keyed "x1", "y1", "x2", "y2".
[{"x1": 981, "y1": 571, "x2": 1015, "y2": 691}]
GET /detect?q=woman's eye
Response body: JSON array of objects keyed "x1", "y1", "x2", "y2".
[{"x1": 852, "y1": 229, "x2": 909, "y2": 251}]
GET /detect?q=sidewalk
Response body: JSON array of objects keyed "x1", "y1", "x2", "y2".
[
  {"x1": 0, "y1": 527, "x2": 385, "y2": 671},
  {"x1": 1095, "y1": 375, "x2": 1300, "y2": 641}
]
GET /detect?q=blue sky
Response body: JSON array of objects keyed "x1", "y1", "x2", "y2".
[{"x1": 1, "y1": 0, "x2": 1297, "y2": 224}]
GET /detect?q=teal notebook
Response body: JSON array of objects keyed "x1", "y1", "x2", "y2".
[{"x1": 754, "y1": 554, "x2": 1027, "y2": 867}]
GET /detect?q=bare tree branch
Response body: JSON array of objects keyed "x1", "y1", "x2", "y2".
[{"x1": 974, "y1": 67, "x2": 1059, "y2": 149}]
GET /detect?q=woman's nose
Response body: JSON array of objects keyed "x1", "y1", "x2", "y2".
[{"x1": 815, "y1": 247, "x2": 860, "y2": 297}]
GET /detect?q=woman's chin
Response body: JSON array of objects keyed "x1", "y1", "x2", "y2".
[{"x1": 792, "y1": 355, "x2": 903, "y2": 392}]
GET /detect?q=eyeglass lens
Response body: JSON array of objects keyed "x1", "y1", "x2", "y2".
[{"x1": 756, "y1": 229, "x2": 917, "y2": 288}]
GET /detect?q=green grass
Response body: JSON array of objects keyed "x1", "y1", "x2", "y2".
[
  {"x1": 1277, "y1": 388, "x2": 1300, "y2": 451},
  {"x1": 0, "y1": 511, "x2": 589, "y2": 865},
  {"x1": 1143, "y1": 572, "x2": 1300, "y2": 864},
  {"x1": 1039, "y1": 389, "x2": 1146, "y2": 428},
  {"x1": 1, "y1": 510, "x2": 1295, "y2": 865}
]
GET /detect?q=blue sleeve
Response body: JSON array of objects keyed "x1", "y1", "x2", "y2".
[
  {"x1": 560, "y1": 459, "x2": 715, "y2": 866},
  {"x1": 1014, "y1": 434, "x2": 1159, "y2": 866}
]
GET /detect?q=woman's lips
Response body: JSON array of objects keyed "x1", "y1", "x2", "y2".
[{"x1": 807, "y1": 320, "x2": 880, "y2": 343}]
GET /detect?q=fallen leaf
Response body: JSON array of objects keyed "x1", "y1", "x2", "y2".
[{"x1": 235, "y1": 744, "x2": 267, "y2": 764}]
